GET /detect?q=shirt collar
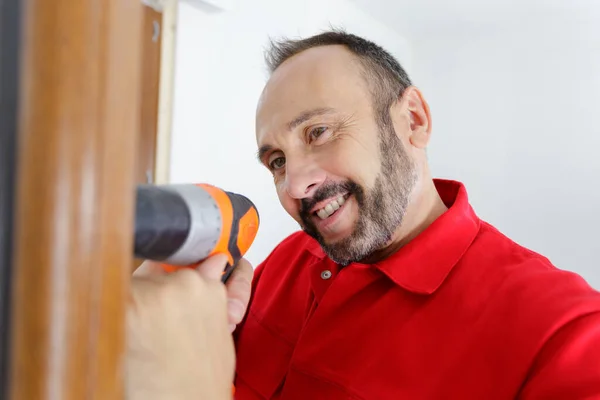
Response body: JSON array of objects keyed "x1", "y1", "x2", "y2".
[{"x1": 305, "y1": 179, "x2": 481, "y2": 295}]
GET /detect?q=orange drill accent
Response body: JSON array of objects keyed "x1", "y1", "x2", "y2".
[
  {"x1": 160, "y1": 264, "x2": 180, "y2": 273},
  {"x1": 236, "y1": 206, "x2": 259, "y2": 257}
]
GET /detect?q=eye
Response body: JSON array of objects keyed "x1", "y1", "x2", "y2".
[
  {"x1": 268, "y1": 155, "x2": 286, "y2": 171},
  {"x1": 308, "y1": 126, "x2": 328, "y2": 142}
]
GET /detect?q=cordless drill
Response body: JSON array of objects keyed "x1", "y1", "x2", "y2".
[{"x1": 133, "y1": 183, "x2": 259, "y2": 282}]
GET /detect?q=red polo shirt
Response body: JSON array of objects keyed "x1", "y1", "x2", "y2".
[{"x1": 233, "y1": 179, "x2": 600, "y2": 399}]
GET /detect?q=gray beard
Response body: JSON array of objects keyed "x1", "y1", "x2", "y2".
[{"x1": 301, "y1": 122, "x2": 418, "y2": 266}]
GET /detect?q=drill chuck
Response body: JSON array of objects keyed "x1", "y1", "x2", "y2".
[{"x1": 134, "y1": 183, "x2": 259, "y2": 269}]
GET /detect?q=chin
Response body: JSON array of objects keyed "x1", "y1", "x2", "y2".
[{"x1": 319, "y1": 230, "x2": 353, "y2": 245}]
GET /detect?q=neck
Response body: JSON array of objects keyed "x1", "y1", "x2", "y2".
[{"x1": 360, "y1": 177, "x2": 448, "y2": 264}]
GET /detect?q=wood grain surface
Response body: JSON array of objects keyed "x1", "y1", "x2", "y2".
[{"x1": 9, "y1": 0, "x2": 145, "y2": 398}]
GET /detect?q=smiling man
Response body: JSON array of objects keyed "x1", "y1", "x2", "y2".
[{"x1": 232, "y1": 30, "x2": 600, "y2": 399}]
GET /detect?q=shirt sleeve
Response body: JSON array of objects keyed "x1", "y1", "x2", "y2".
[{"x1": 518, "y1": 311, "x2": 600, "y2": 399}]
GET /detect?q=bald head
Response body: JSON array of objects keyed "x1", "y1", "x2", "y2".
[
  {"x1": 264, "y1": 44, "x2": 366, "y2": 92},
  {"x1": 262, "y1": 30, "x2": 412, "y2": 128},
  {"x1": 256, "y1": 45, "x2": 371, "y2": 140}
]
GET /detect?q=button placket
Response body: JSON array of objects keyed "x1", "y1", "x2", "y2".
[{"x1": 310, "y1": 259, "x2": 339, "y2": 302}]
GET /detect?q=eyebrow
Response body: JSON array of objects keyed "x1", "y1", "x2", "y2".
[
  {"x1": 256, "y1": 144, "x2": 273, "y2": 164},
  {"x1": 257, "y1": 107, "x2": 336, "y2": 164}
]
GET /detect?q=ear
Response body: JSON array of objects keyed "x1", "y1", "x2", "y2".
[{"x1": 402, "y1": 87, "x2": 432, "y2": 149}]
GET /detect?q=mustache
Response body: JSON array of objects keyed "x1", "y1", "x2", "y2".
[{"x1": 300, "y1": 181, "x2": 358, "y2": 215}]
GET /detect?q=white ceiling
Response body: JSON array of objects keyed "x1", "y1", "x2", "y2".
[{"x1": 349, "y1": 0, "x2": 600, "y2": 39}]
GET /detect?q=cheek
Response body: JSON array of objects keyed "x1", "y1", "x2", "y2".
[{"x1": 321, "y1": 137, "x2": 380, "y2": 183}]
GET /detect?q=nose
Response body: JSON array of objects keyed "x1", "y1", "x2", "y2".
[{"x1": 284, "y1": 158, "x2": 325, "y2": 200}]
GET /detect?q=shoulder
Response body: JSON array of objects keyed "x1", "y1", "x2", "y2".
[
  {"x1": 474, "y1": 221, "x2": 595, "y2": 295},
  {"x1": 449, "y1": 219, "x2": 600, "y2": 383},
  {"x1": 465, "y1": 220, "x2": 600, "y2": 339}
]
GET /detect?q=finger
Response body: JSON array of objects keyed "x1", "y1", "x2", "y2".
[
  {"x1": 225, "y1": 258, "x2": 253, "y2": 326},
  {"x1": 133, "y1": 260, "x2": 168, "y2": 278},
  {"x1": 195, "y1": 254, "x2": 229, "y2": 282}
]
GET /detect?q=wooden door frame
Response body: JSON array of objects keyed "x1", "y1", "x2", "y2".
[
  {"x1": 155, "y1": 0, "x2": 178, "y2": 184},
  {"x1": 5, "y1": 0, "x2": 181, "y2": 398},
  {"x1": 8, "y1": 1, "x2": 146, "y2": 398},
  {"x1": 144, "y1": 0, "x2": 179, "y2": 185}
]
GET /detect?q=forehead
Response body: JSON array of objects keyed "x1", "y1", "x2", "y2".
[{"x1": 255, "y1": 45, "x2": 371, "y2": 143}]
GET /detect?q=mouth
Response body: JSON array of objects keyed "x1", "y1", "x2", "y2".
[{"x1": 310, "y1": 193, "x2": 351, "y2": 220}]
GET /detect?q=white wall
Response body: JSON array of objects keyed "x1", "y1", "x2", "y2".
[
  {"x1": 169, "y1": 0, "x2": 412, "y2": 266},
  {"x1": 409, "y1": 10, "x2": 600, "y2": 288}
]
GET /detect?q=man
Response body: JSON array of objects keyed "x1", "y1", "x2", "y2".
[
  {"x1": 231, "y1": 30, "x2": 600, "y2": 399},
  {"x1": 126, "y1": 30, "x2": 600, "y2": 399}
]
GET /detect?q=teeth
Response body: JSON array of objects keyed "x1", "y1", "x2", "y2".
[{"x1": 316, "y1": 195, "x2": 347, "y2": 220}]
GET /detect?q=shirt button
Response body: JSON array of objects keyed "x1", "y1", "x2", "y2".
[{"x1": 321, "y1": 270, "x2": 332, "y2": 280}]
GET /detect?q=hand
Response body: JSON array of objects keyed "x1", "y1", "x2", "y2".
[
  {"x1": 132, "y1": 256, "x2": 254, "y2": 332},
  {"x1": 126, "y1": 255, "x2": 235, "y2": 400},
  {"x1": 224, "y1": 258, "x2": 254, "y2": 332}
]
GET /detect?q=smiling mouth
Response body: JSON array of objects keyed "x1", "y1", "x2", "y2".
[{"x1": 313, "y1": 194, "x2": 351, "y2": 220}]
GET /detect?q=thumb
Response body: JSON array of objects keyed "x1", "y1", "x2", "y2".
[{"x1": 196, "y1": 254, "x2": 228, "y2": 282}]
